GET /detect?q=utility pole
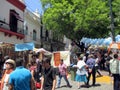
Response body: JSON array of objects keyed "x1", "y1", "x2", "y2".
[{"x1": 109, "y1": 0, "x2": 115, "y2": 42}]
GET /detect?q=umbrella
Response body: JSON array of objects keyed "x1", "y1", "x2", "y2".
[
  {"x1": 109, "y1": 43, "x2": 120, "y2": 49},
  {"x1": 34, "y1": 48, "x2": 52, "y2": 55}
]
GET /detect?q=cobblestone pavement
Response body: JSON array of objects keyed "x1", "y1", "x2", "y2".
[
  {"x1": 38, "y1": 71, "x2": 114, "y2": 90},
  {"x1": 55, "y1": 77, "x2": 113, "y2": 90}
]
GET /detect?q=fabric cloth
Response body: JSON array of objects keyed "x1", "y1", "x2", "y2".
[
  {"x1": 74, "y1": 60, "x2": 87, "y2": 84},
  {"x1": 75, "y1": 74, "x2": 87, "y2": 82},
  {"x1": 57, "y1": 63, "x2": 71, "y2": 87},
  {"x1": 15, "y1": 42, "x2": 34, "y2": 51},
  {"x1": 110, "y1": 59, "x2": 120, "y2": 74},
  {"x1": 86, "y1": 58, "x2": 95, "y2": 69},
  {"x1": 58, "y1": 63, "x2": 67, "y2": 75},
  {"x1": 113, "y1": 74, "x2": 120, "y2": 90},
  {"x1": 30, "y1": 65, "x2": 37, "y2": 81},
  {"x1": 76, "y1": 60, "x2": 87, "y2": 75},
  {"x1": 3, "y1": 74, "x2": 10, "y2": 90},
  {"x1": 30, "y1": 66, "x2": 36, "y2": 71},
  {"x1": 95, "y1": 58, "x2": 99, "y2": 66},
  {"x1": 86, "y1": 58, "x2": 96, "y2": 85},
  {"x1": 9, "y1": 66, "x2": 32, "y2": 90},
  {"x1": 42, "y1": 66, "x2": 56, "y2": 90},
  {"x1": 0, "y1": 69, "x2": 13, "y2": 90},
  {"x1": 3, "y1": 63, "x2": 6, "y2": 69},
  {"x1": 57, "y1": 74, "x2": 70, "y2": 87},
  {"x1": 87, "y1": 66, "x2": 96, "y2": 85}
]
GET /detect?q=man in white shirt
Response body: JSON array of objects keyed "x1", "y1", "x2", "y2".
[{"x1": 110, "y1": 53, "x2": 120, "y2": 90}]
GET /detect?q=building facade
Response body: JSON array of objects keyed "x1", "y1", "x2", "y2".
[
  {"x1": 0, "y1": 0, "x2": 65, "y2": 52},
  {"x1": 24, "y1": 9, "x2": 42, "y2": 48},
  {"x1": 0, "y1": 0, "x2": 26, "y2": 44}
]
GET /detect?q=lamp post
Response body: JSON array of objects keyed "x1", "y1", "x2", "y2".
[{"x1": 109, "y1": 0, "x2": 115, "y2": 42}]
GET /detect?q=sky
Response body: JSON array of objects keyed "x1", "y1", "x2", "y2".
[{"x1": 24, "y1": 0, "x2": 43, "y2": 14}]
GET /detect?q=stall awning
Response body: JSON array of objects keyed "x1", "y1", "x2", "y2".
[{"x1": 15, "y1": 42, "x2": 34, "y2": 51}]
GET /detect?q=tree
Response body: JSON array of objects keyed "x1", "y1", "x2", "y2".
[
  {"x1": 40, "y1": 0, "x2": 120, "y2": 50},
  {"x1": 112, "y1": 0, "x2": 120, "y2": 35}
]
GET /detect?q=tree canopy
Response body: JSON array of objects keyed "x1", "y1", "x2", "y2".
[{"x1": 41, "y1": 0, "x2": 120, "y2": 41}]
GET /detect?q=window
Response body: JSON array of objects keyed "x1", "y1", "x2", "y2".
[
  {"x1": 24, "y1": 25, "x2": 28, "y2": 35},
  {"x1": 33, "y1": 30, "x2": 36, "y2": 41},
  {"x1": 45, "y1": 30, "x2": 49, "y2": 41},
  {"x1": 9, "y1": 10, "x2": 18, "y2": 32},
  {"x1": 40, "y1": 26, "x2": 43, "y2": 38}
]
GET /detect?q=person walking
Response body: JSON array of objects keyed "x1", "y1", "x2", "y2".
[
  {"x1": 110, "y1": 53, "x2": 120, "y2": 90},
  {"x1": 8, "y1": 57, "x2": 35, "y2": 90},
  {"x1": 57, "y1": 59, "x2": 72, "y2": 88},
  {"x1": 29, "y1": 60, "x2": 37, "y2": 80},
  {"x1": 73, "y1": 55, "x2": 88, "y2": 89},
  {"x1": 2, "y1": 56, "x2": 10, "y2": 76},
  {"x1": 0, "y1": 59, "x2": 15, "y2": 90},
  {"x1": 40, "y1": 57, "x2": 56, "y2": 90},
  {"x1": 94, "y1": 54, "x2": 102, "y2": 77},
  {"x1": 86, "y1": 54, "x2": 96, "y2": 86}
]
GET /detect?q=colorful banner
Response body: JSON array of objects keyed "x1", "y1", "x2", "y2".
[
  {"x1": 15, "y1": 42, "x2": 34, "y2": 51},
  {"x1": 54, "y1": 52, "x2": 60, "y2": 66}
]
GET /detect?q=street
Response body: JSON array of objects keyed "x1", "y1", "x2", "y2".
[{"x1": 38, "y1": 71, "x2": 113, "y2": 90}]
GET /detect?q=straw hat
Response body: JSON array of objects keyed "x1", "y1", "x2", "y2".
[
  {"x1": 88, "y1": 54, "x2": 94, "y2": 58},
  {"x1": 80, "y1": 54, "x2": 84, "y2": 58},
  {"x1": 5, "y1": 59, "x2": 16, "y2": 68}
]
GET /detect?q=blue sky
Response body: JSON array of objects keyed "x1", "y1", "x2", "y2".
[{"x1": 25, "y1": 0, "x2": 43, "y2": 14}]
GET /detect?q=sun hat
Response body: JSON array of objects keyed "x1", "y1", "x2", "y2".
[
  {"x1": 5, "y1": 59, "x2": 16, "y2": 68},
  {"x1": 4, "y1": 56, "x2": 9, "y2": 60}
]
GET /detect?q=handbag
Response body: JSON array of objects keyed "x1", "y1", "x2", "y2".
[{"x1": 36, "y1": 82, "x2": 41, "y2": 89}]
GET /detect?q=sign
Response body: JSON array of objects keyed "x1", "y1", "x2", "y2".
[
  {"x1": 54, "y1": 52, "x2": 60, "y2": 66},
  {"x1": 15, "y1": 42, "x2": 34, "y2": 51}
]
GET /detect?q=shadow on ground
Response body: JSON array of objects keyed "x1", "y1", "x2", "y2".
[{"x1": 81, "y1": 83, "x2": 101, "y2": 88}]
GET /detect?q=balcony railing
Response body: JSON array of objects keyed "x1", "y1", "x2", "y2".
[
  {"x1": 0, "y1": 19, "x2": 10, "y2": 30},
  {"x1": 0, "y1": 18, "x2": 24, "y2": 35}
]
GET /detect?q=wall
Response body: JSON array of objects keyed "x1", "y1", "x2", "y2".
[
  {"x1": 0, "y1": 0, "x2": 24, "y2": 28},
  {"x1": 0, "y1": 32, "x2": 23, "y2": 44},
  {"x1": 24, "y1": 9, "x2": 41, "y2": 47}
]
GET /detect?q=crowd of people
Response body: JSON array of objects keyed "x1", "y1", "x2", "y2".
[
  {"x1": 0, "y1": 52, "x2": 71, "y2": 90},
  {"x1": 71, "y1": 48, "x2": 120, "y2": 90},
  {"x1": 0, "y1": 48, "x2": 120, "y2": 90}
]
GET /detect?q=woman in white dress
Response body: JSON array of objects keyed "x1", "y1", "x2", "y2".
[{"x1": 73, "y1": 55, "x2": 88, "y2": 89}]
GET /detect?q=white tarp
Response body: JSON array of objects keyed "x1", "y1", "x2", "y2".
[{"x1": 51, "y1": 51, "x2": 70, "y2": 67}]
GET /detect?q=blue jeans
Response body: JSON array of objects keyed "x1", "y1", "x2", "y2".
[
  {"x1": 113, "y1": 74, "x2": 120, "y2": 90},
  {"x1": 57, "y1": 74, "x2": 70, "y2": 87}
]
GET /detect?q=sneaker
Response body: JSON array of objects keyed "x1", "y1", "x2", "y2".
[
  {"x1": 56, "y1": 86, "x2": 60, "y2": 88},
  {"x1": 86, "y1": 84, "x2": 90, "y2": 88},
  {"x1": 92, "y1": 84, "x2": 96, "y2": 86},
  {"x1": 67, "y1": 85, "x2": 72, "y2": 88}
]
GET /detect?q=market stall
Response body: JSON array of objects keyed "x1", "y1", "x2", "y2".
[
  {"x1": 108, "y1": 42, "x2": 120, "y2": 53},
  {"x1": 33, "y1": 48, "x2": 52, "y2": 61},
  {"x1": 51, "y1": 51, "x2": 70, "y2": 67},
  {"x1": 0, "y1": 43, "x2": 15, "y2": 62}
]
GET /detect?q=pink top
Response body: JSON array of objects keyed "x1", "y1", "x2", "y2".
[
  {"x1": 30, "y1": 66, "x2": 36, "y2": 71},
  {"x1": 118, "y1": 57, "x2": 120, "y2": 61},
  {"x1": 58, "y1": 63, "x2": 67, "y2": 75}
]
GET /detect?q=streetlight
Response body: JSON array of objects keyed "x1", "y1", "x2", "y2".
[{"x1": 109, "y1": 0, "x2": 115, "y2": 42}]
